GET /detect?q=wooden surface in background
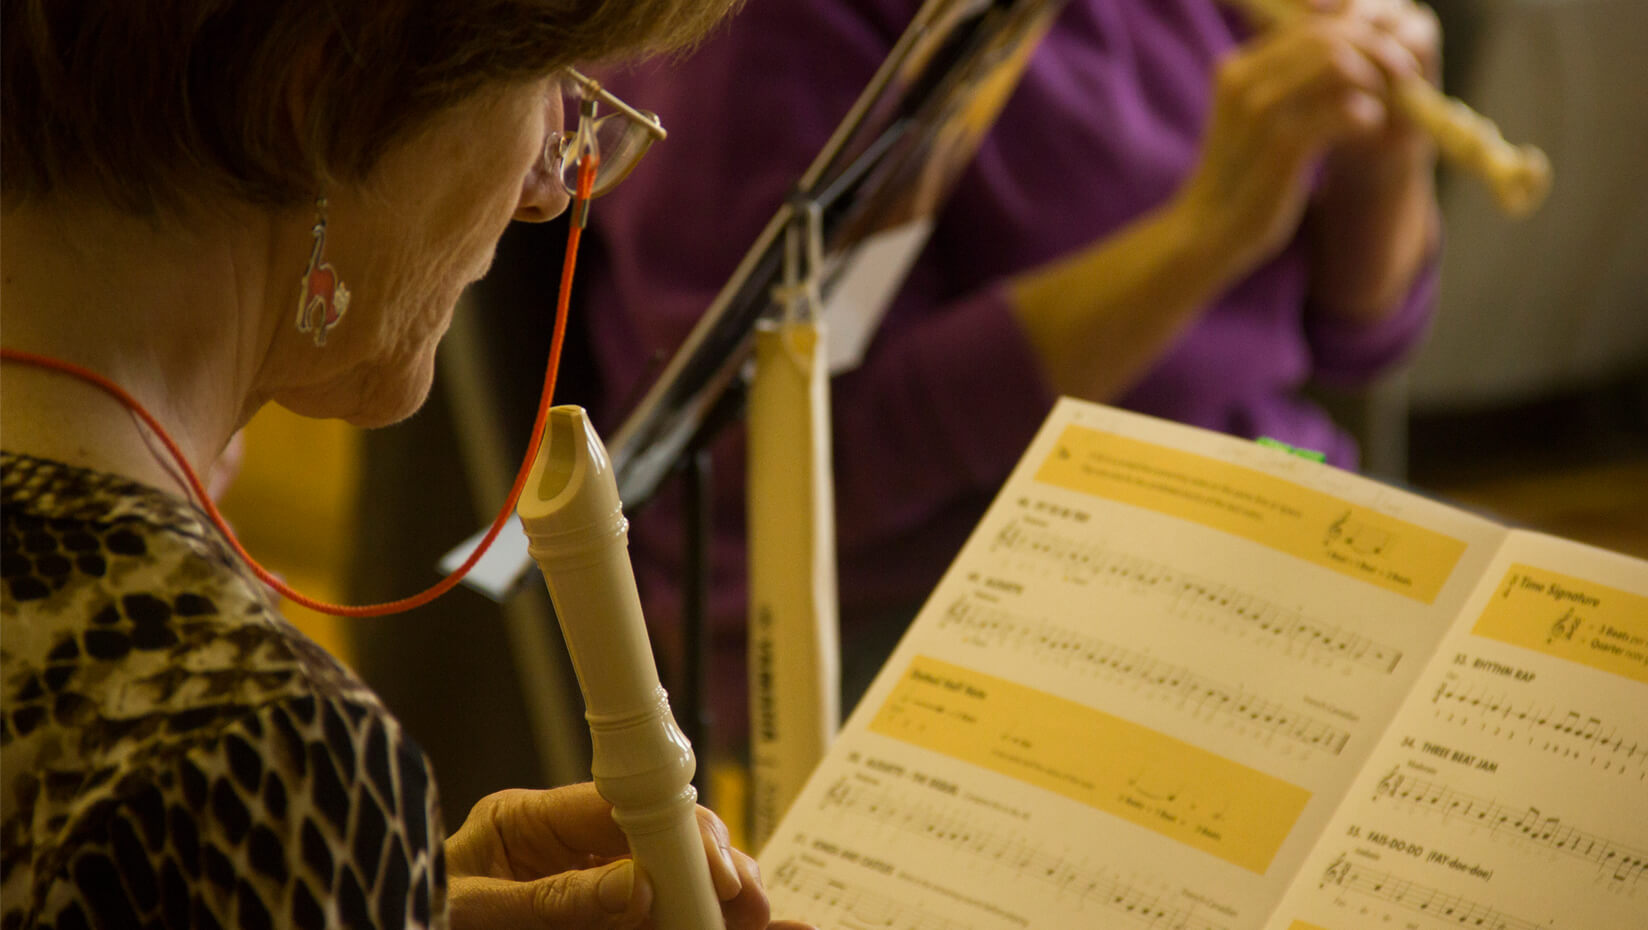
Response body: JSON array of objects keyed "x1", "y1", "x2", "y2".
[{"x1": 1408, "y1": 379, "x2": 1648, "y2": 560}]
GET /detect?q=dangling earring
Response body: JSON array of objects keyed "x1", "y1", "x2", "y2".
[{"x1": 296, "y1": 196, "x2": 351, "y2": 346}]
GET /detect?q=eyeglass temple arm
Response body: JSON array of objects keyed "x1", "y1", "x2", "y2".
[{"x1": 567, "y1": 68, "x2": 667, "y2": 140}]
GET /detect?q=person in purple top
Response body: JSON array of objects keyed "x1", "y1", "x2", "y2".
[{"x1": 581, "y1": 0, "x2": 1443, "y2": 757}]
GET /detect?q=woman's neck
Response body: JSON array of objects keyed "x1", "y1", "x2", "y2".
[{"x1": 1, "y1": 196, "x2": 285, "y2": 497}]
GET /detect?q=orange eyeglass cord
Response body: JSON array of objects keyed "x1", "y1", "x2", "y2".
[{"x1": 0, "y1": 155, "x2": 601, "y2": 618}]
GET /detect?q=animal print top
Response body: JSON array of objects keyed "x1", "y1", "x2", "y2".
[{"x1": 1, "y1": 452, "x2": 448, "y2": 929}]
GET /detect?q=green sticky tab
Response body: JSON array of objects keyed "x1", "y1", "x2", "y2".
[{"x1": 1255, "y1": 436, "x2": 1326, "y2": 463}]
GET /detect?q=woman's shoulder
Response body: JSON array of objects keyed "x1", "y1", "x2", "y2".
[
  {"x1": 2, "y1": 451, "x2": 444, "y2": 928},
  {"x1": 1, "y1": 450, "x2": 375, "y2": 712}
]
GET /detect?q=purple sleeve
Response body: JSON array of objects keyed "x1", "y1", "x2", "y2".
[{"x1": 1304, "y1": 246, "x2": 1441, "y2": 387}]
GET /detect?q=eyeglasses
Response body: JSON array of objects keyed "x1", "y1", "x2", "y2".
[{"x1": 544, "y1": 68, "x2": 666, "y2": 198}]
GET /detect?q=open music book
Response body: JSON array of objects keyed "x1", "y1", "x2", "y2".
[{"x1": 757, "y1": 397, "x2": 1647, "y2": 930}]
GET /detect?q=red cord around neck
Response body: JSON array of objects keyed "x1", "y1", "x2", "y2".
[{"x1": 0, "y1": 156, "x2": 600, "y2": 618}]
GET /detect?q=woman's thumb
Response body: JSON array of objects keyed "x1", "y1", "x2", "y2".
[
  {"x1": 450, "y1": 860, "x2": 654, "y2": 930},
  {"x1": 527, "y1": 859, "x2": 653, "y2": 928}
]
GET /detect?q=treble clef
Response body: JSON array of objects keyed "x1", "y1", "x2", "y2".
[
  {"x1": 1375, "y1": 766, "x2": 1403, "y2": 799},
  {"x1": 1546, "y1": 607, "x2": 1578, "y2": 645},
  {"x1": 823, "y1": 776, "x2": 852, "y2": 808},
  {"x1": 1321, "y1": 853, "x2": 1353, "y2": 888}
]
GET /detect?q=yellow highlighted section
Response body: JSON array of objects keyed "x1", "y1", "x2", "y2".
[
  {"x1": 1472, "y1": 565, "x2": 1648, "y2": 684},
  {"x1": 1034, "y1": 426, "x2": 1465, "y2": 603},
  {"x1": 1287, "y1": 922, "x2": 1332, "y2": 930},
  {"x1": 869, "y1": 656, "x2": 1310, "y2": 874}
]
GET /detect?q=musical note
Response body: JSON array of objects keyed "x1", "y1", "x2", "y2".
[
  {"x1": 1370, "y1": 768, "x2": 1648, "y2": 885},
  {"x1": 939, "y1": 596, "x2": 1353, "y2": 756},
  {"x1": 988, "y1": 518, "x2": 1404, "y2": 674},
  {"x1": 813, "y1": 780, "x2": 1235, "y2": 930},
  {"x1": 1318, "y1": 855, "x2": 1552, "y2": 930}
]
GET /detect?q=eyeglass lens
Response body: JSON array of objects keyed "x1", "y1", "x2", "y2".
[{"x1": 557, "y1": 92, "x2": 660, "y2": 196}]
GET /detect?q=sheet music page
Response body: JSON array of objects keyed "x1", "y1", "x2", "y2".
[
  {"x1": 759, "y1": 398, "x2": 1511, "y2": 929},
  {"x1": 1266, "y1": 532, "x2": 1648, "y2": 930}
]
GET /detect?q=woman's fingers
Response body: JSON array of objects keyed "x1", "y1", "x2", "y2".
[
  {"x1": 1344, "y1": 0, "x2": 1441, "y2": 79},
  {"x1": 447, "y1": 785, "x2": 821, "y2": 930},
  {"x1": 1210, "y1": 13, "x2": 1430, "y2": 176},
  {"x1": 719, "y1": 848, "x2": 778, "y2": 930},
  {"x1": 1239, "y1": 16, "x2": 1417, "y2": 141},
  {"x1": 695, "y1": 804, "x2": 744, "y2": 900}
]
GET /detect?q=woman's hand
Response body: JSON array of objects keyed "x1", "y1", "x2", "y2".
[
  {"x1": 1169, "y1": 2, "x2": 1435, "y2": 279},
  {"x1": 445, "y1": 784, "x2": 816, "y2": 930},
  {"x1": 1305, "y1": 0, "x2": 1443, "y2": 321},
  {"x1": 1318, "y1": 0, "x2": 1441, "y2": 170}
]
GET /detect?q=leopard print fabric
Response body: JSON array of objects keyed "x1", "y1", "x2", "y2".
[{"x1": 1, "y1": 452, "x2": 449, "y2": 929}]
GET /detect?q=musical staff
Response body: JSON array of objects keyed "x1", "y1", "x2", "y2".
[
  {"x1": 1429, "y1": 680, "x2": 1648, "y2": 776},
  {"x1": 939, "y1": 597, "x2": 1352, "y2": 756},
  {"x1": 872, "y1": 655, "x2": 1310, "y2": 873},
  {"x1": 989, "y1": 518, "x2": 1403, "y2": 674},
  {"x1": 1372, "y1": 767, "x2": 1648, "y2": 886},
  {"x1": 770, "y1": 858, "x2": 978, "y2": 930},
  {"x1": 1318, "y1": 854, "x2": 1553, "y2": 930},
  {"x1": 815, "y1": 779, "x2": 1234, "y2": 930}
]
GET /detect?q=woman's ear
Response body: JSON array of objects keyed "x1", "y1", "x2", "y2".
[{"x1": 515, "y1": 90, "x2": 571, "y2": 223}]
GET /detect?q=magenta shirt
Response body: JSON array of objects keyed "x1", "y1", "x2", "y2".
[{"x1": 581, "y1": 0, "x2": 1437, "y2": 685}]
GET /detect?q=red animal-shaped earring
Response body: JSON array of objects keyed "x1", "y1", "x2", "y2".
[{"x1": 295, "y1": 197, "x2": 351, "y2": 346}]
